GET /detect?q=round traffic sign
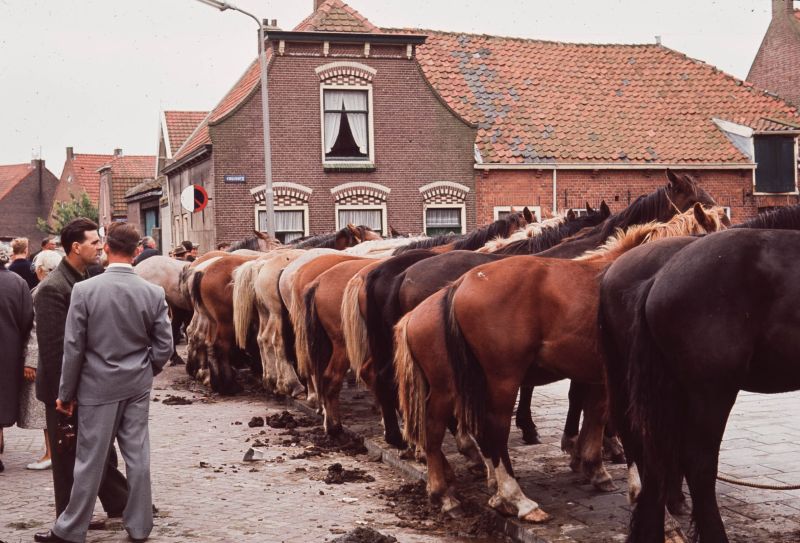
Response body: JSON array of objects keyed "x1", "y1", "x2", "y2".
[{"x1": 180, "y1": 184, "x2": 209, "y2": 213}]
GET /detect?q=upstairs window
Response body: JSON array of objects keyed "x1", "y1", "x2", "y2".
[
  {"x1": 323, "y1": 89, "x2": 370, "y2": 161},
  {"x1": 754, "y1": 135, "x2": 797, "y2": 194}
]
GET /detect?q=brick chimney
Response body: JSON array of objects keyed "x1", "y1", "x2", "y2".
[
  {"x1": 773, "y1": 0, "x2": 794, "y2": 16},
  {"x1": 114, "y1": 148, "x2": 123, "y2": 157},
  {"x1": 66, "y1": 146, "x2": 74, "y2": 161}
]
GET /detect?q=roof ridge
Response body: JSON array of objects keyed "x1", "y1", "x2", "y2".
[{"x1": 388, "y1": 27, "x2": 660, "y2": 47}]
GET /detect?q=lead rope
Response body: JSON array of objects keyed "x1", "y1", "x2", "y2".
[{"x1": 716, "y1": 473, "x2": 800, "y2": 491}]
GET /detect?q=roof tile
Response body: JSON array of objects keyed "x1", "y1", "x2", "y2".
[
  {"x1": 164, "y1": 111, "x2": 208, "y2": 156},
  {"x1": 0, "y1": 163, "x2": 33, "y2": 201}
]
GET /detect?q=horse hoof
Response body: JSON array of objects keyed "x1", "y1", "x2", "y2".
[
  {"x1": 561, "y1": 434, "x2": 578, "y2": 455},
  {"x1": 569, "y1": 457, "x2": 582, "y2": 473},
  {"x1": 521, "y1": 430, "x2": 542, "y2": 445},
  {"x1": 384, "y1": 431, "x2": 407, "y2": 450},
  {"x1": 609, "y1": 452, "x2": 627, "y2": 465},
  {"x1": 521, "y1": 508, "x2": 551, "y2": 524},
  {"x1": 290, "y1": 384, "x2": 306, "y2": 399},
  {"x1": 325, "y1": 423, "x2": 343, "y2": 437},
  {"x1": 488, "y1": 495, "x2": 517, "y2": 517},
  {"x1": 592, "y1": 478, "x2": 617, "y2": 492},
  {"x1": 442, "y1": 502, "x2": 464, "y2": 519}
]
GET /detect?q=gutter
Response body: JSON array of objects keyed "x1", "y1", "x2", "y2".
[
  {"x1": 474, "y1": 162, "x2": 756, "y2": 171},
  {"x1": 161, "y1": 145, "x2": 212, "y2": 176}
]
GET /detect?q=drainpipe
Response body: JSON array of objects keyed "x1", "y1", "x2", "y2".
[{"x1": 552, "y1": 168, "x2": 558, "y2": 215}]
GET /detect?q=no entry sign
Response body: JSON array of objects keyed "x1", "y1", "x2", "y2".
[{"x1": 180, "y1": 184, "x2": 209, "y2": 213}]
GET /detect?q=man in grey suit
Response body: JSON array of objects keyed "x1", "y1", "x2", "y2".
[{"x1": 37, "y1": 222, "x2": 173, "y2": 543}]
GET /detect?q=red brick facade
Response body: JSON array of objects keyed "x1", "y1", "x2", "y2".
[
  {"x1": 748, "y1": 1, "x2": 800, "y2": 106},
  {"x1": 0, "y1": 160, "x2": 59, "y2": 246}
]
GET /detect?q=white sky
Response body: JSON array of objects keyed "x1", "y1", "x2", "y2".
[{"x1": 0, "y1": 0, "x2": 781, "y2": 168}]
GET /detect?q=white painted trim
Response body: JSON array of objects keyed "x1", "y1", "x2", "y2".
[
  {"x1": 474, "y1": 162, "x2": 756, "y2": 171},
  {"x1": 712, "y1": 118, "x2": 753, "y2": 138},
  {"x1": 423, "y1": 203, "x2": 466, "y2": 235},
  {"x1": 320, "y1": 84, "x2": 375, "y2": 166},
  {"x1": 418, "y1": 181, "x2": 471, "y2": 194},
  {"x1": 330, "y1": 181, "x2": 391, "y2": 196},
  {"x1": 160, "y1": 111, "x2": 173, "y2": 160},
  {"x1": 721, "y1": 206, "x2": 731, "y2": 219},
  {"x1": 254, "y1": 205, "x2": 310, "y2": 237},
  {"x1": 493, "y1": 205, "x2": 542, "y2": 222},
  {"x1": 315, "y1": 61, "x2": 377, "y2": 76},
  {"x1": 335, "y1": 203, "x2": 387, "y2": 236}
]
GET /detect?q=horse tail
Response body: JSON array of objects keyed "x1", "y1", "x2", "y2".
[
  {"x1": 189, "y1": 269, "x2": 205, "y2": 313},
  {"x1": 277, "y1": 270, "x2": 297, "y2": 367},
  {"x1": 341, "y1": 272, "x2": 369, "y2": 378},
  {"x1": 289, "y1": 281, "x2": 310, "y2": 379},
  {"x1": 232, "y1": 259, "x2": 262, "y2": 349},
  {"x1": 304, "y1": 282, "x2": 331, "y2": 397},
  {"x1": 626, "y1": 279, "x2": 683, "y2": 510},
  {"x1": 394, "y1": 312, "x2": 427, "y2": 447},
  {"x1": 442, "y1": 277, "x2": 486, "y2": 439}
]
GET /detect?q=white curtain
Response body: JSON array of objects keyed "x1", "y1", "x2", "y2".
[
  {"x1": 343, "y1": 92, "x2": 368, "y2": 154},
  {"x1": 339, "y1": 209, "x2": 382, "y2": 231},
  {"x1": 259, "y1": 210, "x2": 304, "y2": 234},
  {"x1": 324, "y1": 91, "x2": 345, "y2": 153},
  {"x1": 426, "y1": 208, "x2": 461, "y2": 228}
]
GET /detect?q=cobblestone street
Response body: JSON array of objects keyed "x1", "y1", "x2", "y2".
[{"x1": 3, "y1": 358, "x2": 800, "y2": 543}]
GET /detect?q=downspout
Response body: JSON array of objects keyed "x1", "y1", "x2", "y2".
[{"x1": 552, "y1": 168, "x2": 558, "y2": 215}]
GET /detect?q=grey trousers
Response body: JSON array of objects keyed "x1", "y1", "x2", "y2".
[{"x1": 53, "y1": 390, "x2": 153, "y2": 543}]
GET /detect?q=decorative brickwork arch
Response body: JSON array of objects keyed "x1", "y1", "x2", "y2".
[
  {"x1": 315, "y1": 61, "x2": 376, "y2": 86},
  {"x1": 419, "y1": 181, "x2": 470, "y2": 205},
  {"x1": 250, "y1": 182, "x2": 312, "y2": 207},
  {"x1": 250, "y1": 182, "x2": 313, "y2": 242}
]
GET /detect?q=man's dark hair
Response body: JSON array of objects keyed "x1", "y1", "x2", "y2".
[
  {"x1": 181, "y1": 240, "x2": 193, "y2": 252},
  {"x1": 106, "y1": 222, "x2": 141, "y2": 256},
  {"x1": 60, "y1": 218, "x2": 99, "y2": 254}
]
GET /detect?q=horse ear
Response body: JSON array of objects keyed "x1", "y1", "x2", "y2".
[
  {"x1": 347, "y1": 223, "x2": 362, "y2": 242},
  {"x1": 585, "y1": 202, "x2": 594, "y2": 213},
  {"x1": 254, "y1": 230, "x2": 270, "y2": 241},
  {"x1": 389, "y1": 225, "x2": 401, "y2": 238},
  {"x1": 692, "y1": 202, "x2": 711, "y2": 229},
  {"x1": 566, "y1": 209, "x2": 576, "y2": 221},
  {"x1": 666, "y1": 169, "x2": 684, "y2": 188},
  {"x1": 600, "y1": 200, "x2": 611, "y2": 217},
  {"x1": 522, "y1": 206, "x2": 535, "y2": 223}
]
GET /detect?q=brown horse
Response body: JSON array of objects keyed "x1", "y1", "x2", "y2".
[{"x1": 394, "y1": 205, "x2": 728, "y2": 522}]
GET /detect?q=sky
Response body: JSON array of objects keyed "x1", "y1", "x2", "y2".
[{"x1": 0, "y1": 0, "x2": 781, "y2": 169}]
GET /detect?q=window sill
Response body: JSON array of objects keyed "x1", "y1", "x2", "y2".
[
  {"x1": 753, "y1": 191, "x2": 799, "y2": 196},
  {"x1": 323, "y1": 162, "x2": 375, "y2": 172}
]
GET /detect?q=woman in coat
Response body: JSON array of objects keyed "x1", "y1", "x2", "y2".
[{"x1": 0, "y1": 245, "x2": 34, "y2": 472}]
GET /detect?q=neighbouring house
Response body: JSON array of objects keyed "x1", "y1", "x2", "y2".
[
  {"x1": 162, "y1": 0, "x2": 475, "y2": 250},
  {"x1": 749, "y1": 0, "x2": 800, "y2": 107},
  {"x1": 97, "y1": 149, "x2": 156, "y2": 226},
  {"x1": 0, "y1": 159, "x2": 59, "y2": 246},
  {"x1": 49, "y1": 147, "x2": 113, "y2": 227},
  {"x1": 165, "y1": 0, "x2": 800, "y2": 249}
]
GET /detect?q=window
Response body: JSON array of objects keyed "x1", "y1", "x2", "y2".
[
  {"x1": 493, "y1": 206, "x2": 542, "y2": 221},
  {"x1": 754, "y1": 135, "x2": 797, "y2": 194},
  {"x1": 256, "y1": 208, "x2": 307, "y2": 244},
  {"x1": 337, "y1": 206, "x2": 383, "y2": 234},
  {"x1": 425, "y1": 206, "x2": 464, "y2": 236},
  {"x1": 323, "y1": 89, "x2": 370, "y2": 161}
]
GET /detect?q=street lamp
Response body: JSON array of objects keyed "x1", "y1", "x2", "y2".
[{"x1": 195, "y1": 0, "x2": 276, "y2": 238}]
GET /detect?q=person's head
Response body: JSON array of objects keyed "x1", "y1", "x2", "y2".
[
  {"x1": 104, "y1": 222, "x2": 141, "y2": 261},
  {"x1": 141, "y1": 236, "x2": 156, "y2": 250},
  {"x1": 11, "y1": 237, "x2": 29, "y2": 259},
  {"x1": 181, "y1": 240, "x2": 193, "y2": 253},
  {"x1": 216, "y1": 242, "x2": 230, "y2": 251},
  {"x1": 41, "y1": 237, "x2": 56, "y2": 251},
  {"x1": 173, "y1": 245, "x2": 187, "y2": 259},
  {"x1": 0, "y1": 244, "x2": 10, "y2": 268},
  {"x1": 60, "y1": 218, "x2": 101, "y2": 271},
  {"x1": 190, "y1": 244, "x2": 198, "y2": 257},
  {"x1": 33, "y1": 250, "x2": 63, "y2": 281}
]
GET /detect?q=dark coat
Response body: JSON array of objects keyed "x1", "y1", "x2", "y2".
[
  {"x1": 34, "y1": 259, "x2": 85, "y2": 406},
  {"x1": 0, "y1": 269, "x2": 34, "y2": 426},
  {"x1": 133, "y1": 248, "x2": 159, "y2": 266},
  {"x1": 8, "y1": 258, "x2": 38, "y2": 289}
]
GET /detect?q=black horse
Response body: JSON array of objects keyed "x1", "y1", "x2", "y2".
[{"x1": 600, "y1": 208, "x2": 800, "y2": 542}]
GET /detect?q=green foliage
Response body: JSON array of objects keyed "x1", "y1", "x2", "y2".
[{"x1": 37, "y1": 191, "x2": 99, "y2": 235}]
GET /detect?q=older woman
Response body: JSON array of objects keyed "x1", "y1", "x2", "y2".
[
  {"x1": 0, "y1": 245, "x2": 34, "y2": 473},
  {"x1": 18, "y1": 250, "x2": 62, "y2": 470}
]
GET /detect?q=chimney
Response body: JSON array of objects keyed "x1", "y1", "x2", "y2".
[
  {"x1": 773, "y1": 0, "x2": 793, "y2": 16},
  {"x1": 66, "y1": 146, "x2": 74, "y2": 161},
  {"x1": 114, "y1": 148, "x2": 123, "y2": 157},
  {"x1": 31, "y1": 158, "x2": 44, "y2": 169}
]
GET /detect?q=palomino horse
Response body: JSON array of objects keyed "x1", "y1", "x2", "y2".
[
  {"x1": 394, "y1": 205, "x2": 728, "y2": 522},
  {"x1": 599, "y1": 205, "x2": 800, "y2": 543}
]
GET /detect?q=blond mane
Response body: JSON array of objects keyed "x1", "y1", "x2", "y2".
[
  {"x1": 576, "y1": 206, "x2": 729, "y2": 262},
  {"x1": 478, "y1": 212, "x2": 569, "y2": 253}
]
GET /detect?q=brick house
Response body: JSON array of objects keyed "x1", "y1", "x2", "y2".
[
  {"x1": 749, "y1": 1, "x2": 800, "y2": 107},
  {"x1": 97, "y1": 150, "x2": 156, "y2": 226},
  {"x1": 0, "y1": 159, "x2": 59, "y2": 246},
  {"x1": 162, "y1": 0, "x2": 476, "y2": 249},
  {"x1": 50, "y1": 147, "x2": 112, "y2": 212}
]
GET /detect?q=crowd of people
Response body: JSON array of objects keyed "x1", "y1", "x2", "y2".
[{"x1": 1, "y1": 219, "x2": 173, "y2": 543}]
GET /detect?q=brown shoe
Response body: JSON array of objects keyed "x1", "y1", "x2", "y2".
[{"x1": 33, "y1": 531, "x2": 73, "y2": 543}]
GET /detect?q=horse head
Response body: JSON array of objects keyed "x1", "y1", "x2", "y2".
[
  {"x1": 334, "y1": 224, "x2": 381, "y2": 250},
  {"x1": 665, "y1": 169, "x2": 717, "y2": 212}
]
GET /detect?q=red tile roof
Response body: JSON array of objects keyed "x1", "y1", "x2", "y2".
[
  {"x1": 0, "y1": 163, "x2": 33, "y2": 201},
  {"x1": 164, "y1": 111, "x2": 208, "y2": 156},
  {"x1": 410, "y1": 31, "x2": 800, "y2": 164},
  {"x1": 68, "y1": 154, "x2": 113, "y2": 203},
  {"x1": 98, "y1": 155, "x2": 157, "y2": 216},
  {"x1": 295, "y1": 0, "x2": 381, "y2": 33}
]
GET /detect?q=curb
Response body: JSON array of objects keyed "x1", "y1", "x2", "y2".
[{"x1": 285, "y1": 396, "x2": 577, "y2": 543}]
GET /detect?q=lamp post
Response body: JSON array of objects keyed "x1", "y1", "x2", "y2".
[{"x1": 195, "y1": 0, "x2": 275, "y2": 238}]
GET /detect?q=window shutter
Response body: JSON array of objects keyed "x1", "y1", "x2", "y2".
[{"x1": 755, "y1": 136, "x2": 796, "y2": 193}]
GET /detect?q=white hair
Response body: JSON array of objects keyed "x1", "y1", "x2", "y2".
[{"x1": 33, "y1": 249, "x2": 63, "y2": 274}]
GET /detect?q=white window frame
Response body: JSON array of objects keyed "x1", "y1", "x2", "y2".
[
  {"x1": 493, "y1": 205, "x2": 542, "y2": 222},
  {"x1": 254, "y1": 205, "x2": 310, "y2": 241},
  {"x1": 182, "y1": 214, "x2": 189, "y2": 241},
  {"x1": 173, "y1": 216, "x2": 180, "y2": 247},
  {"x1": 335, "y1": 204, "x2": 387, "y2": 236},
  {"x1": 320, "y1": 84, "x2": 375, "y2": 166},
  {"x1": 423, "y1": 204, "x2": 466, "y2": 235},
  {"x1": 722, "y1": 206, "x2": 731, "y2": 219}
]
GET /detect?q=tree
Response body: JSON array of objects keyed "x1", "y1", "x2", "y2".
[{"x1": 37, "y1": 191, "x2": 99, "y2": 235}]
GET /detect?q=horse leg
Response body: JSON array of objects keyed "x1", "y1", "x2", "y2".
[
  {"x1": 321, "y1": 344, "x2": 349, "y2": 436},
  {"x1": 359, "y1": 357, "x2": 406, "y2": 450},
  {"x1": 680, "y1": 389, "x2": 737, "y2": 543},
  {"x1": 515, "y1": 386, "x2": 541, "y2": 445},
  {"x1": 578, "y1": 384, "x2": 615, "y2": 492},
  {"x1": 602, "y1": 421, "x2": 627, "y2": 464},
  {"x1": 561, "y1": 380, "x2": 584, "y2": 469},
  {"x1": 424, "y1": 390, "x2": 463, "y2": 517},
  {"x1": 257, "y1": 311, "x2": 278, "y2": 392},
  {"x1": 268, "y1": 313, "x2": 305, "y2": 398},
  {"x1": 213, "y1": 324, "x2": 242, "y2": 395},
  {"x1": 445, "y1": 417, "x2": 483, "y2": 472}
]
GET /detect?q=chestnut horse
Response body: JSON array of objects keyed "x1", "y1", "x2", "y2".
[
  {"x1": 394, "y1": 205, "x2": 728, "y2": 522},
  {"x1": 599, "y1": 205, "x2": 800, "y2": 543}
]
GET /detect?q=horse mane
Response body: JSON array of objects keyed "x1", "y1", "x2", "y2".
[
  {"x1": 577, "y1": 206, "x2": 729, "y2": 261},
  {"x1": 344, "y1": 236, "x2": 428, "y2": 257},
  {"x1": 489, "y1": 208, "x2": 609, "y2": 255},
  {"x1": 228, "y1": 236, "x2": 262, "y2": 252},
  {"x1": 479, "y1": 213, "x2": 568, "y2": 253},
  {"x1": 392, "y1": 212, "x2": 526, "y2": 255},
  {"x1": 733, "y1": 204, "x2": 800, "y2": 230},
  {"x1": 292, "y1": 231, "x2": 339, "y2": 249},
  {"x1": 392, "y1": 233, "x2": 463, "y2": 255}
]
